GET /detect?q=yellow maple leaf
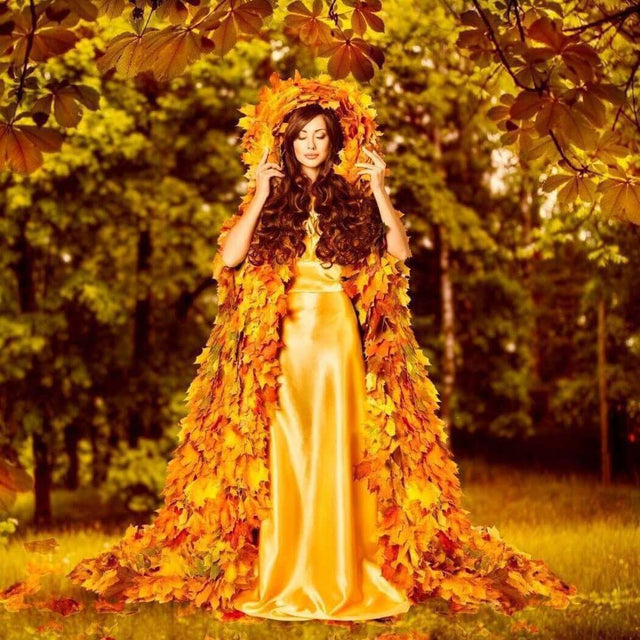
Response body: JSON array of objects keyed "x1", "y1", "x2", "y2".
[
  {"x1": 185, "y1": 476, "x2": 222, "y2": 508},
  {"x1": 405, "y1": 478, "x2": 441, "y2": 508}
]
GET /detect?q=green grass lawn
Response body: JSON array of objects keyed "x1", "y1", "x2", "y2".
[{"x1": 1, "y1": 458, "x2": 639, "y2": 640}]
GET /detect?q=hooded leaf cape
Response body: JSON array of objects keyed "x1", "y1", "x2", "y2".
[{"x1": 57, "y1": 72, "x2": 577, "y2": 619}]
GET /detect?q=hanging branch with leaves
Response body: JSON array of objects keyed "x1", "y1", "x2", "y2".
[
  {"x1": 0, "y1": 0, "x2": 638, "y2": 228},
  {"x1": 457, "y1": 0, "x2": 640, "y2": 223}
]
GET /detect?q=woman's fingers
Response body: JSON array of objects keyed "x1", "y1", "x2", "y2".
[
  {"x1": 259, "y1": 146, "x2": 269, "y2": 166},
  {"x1": 258, "y1": 167, "x2": 284, "y2": 175},
  {"x1": 362, "y1": 147, "x2": 385, "y2": 167}
]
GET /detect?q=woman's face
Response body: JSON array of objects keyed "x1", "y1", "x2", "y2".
[{"x1": 292, "y1": 114, "x2": 330, "y2": 169}]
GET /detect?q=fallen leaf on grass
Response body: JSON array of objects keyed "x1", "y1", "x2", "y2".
[
  {"x1": 35, "y1": 619, "x2": 64, "y2": 633},
  {"x1": 24, "y1": 538, "x2": 60, "y2": 554},
  {"x1": 94, "y1": 599, "x2": 126, "y2": 613}
]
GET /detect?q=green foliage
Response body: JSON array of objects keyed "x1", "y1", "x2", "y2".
[
  {"x1": 455, "y1": 270, "x2": 535, "y2": 436},
  {"x1": 0, "y1": 518, "x2": 18, "y2": 548},
  {"x1": 99, "y1": 426, "x2": 179, "y2": 515},
  {"x1": 0, "y1": 14, "x2": 274, "y2": 520}
]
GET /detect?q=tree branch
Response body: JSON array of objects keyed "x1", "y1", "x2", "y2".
[
  {"x1": 13, "y1": 0, "x2": 38, "y2": 118},
  {"x1": 564, "y1": 4, "x2": 640, "y2": 34},
  {"x1": 470, "y1": 0, "x2": 541, "y2": 93}
]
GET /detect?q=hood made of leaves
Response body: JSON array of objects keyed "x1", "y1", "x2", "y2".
[{"x1": 236, "y1": 69, "x2": 384, "y2": 195}]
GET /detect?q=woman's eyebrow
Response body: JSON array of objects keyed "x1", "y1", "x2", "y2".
[{"x1": 300, "y1": 128, "x2": 327, "y2": 133}]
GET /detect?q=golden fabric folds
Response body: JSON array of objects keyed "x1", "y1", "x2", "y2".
[{"x1": 231, "y1": 210, "x2": 412, "y2": 620}]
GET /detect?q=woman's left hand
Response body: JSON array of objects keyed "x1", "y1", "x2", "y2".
[{"x1": 355, "y1": 147, "x2": 386, "y2": 195}]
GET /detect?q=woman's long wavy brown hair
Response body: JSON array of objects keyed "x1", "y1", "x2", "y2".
[{"x1": 246, "y1": 103, "x2": 388, "y2": 268}]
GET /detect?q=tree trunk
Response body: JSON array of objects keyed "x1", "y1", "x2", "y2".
[
  {"x1": 13, "y1": 224, "x2": 53, "y2": 525},
  {"x1": 518, "y1": 173, "x2": 545, "y2": 429},
  {"x1": 597, "y1": 290, "x2": 611, "y2": 486},
  {"x1": 519, "y1": 174, "x2": 539, "y2": 377},
  {"x1": 129, "y1": 227, "x2": 152, "y2": 448},
  {"x1": 32, "y1": 423, "x2": 52, "y2": 527},
  {"x1": 64, "y1": 421, "x2": 80, "y2": 490},
  {"x1": 438, "y1": 224, "x2": 455, "y2": 446},
  {"x1": 432, "y1": 126, "x2": 455, "y2": 446},
  {"x1": 90, "y1": 425, "x2": 101, "y2": 488}
]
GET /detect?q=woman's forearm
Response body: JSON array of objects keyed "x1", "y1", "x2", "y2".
[
  {"x1": 220, "y1": 191, "x2": 269, "y2": 268},
  {"x1": 374, "y1": 189, "x2": 412, "y2": 261}
]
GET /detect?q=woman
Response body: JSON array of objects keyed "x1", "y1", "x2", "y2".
[
  {"x1": 224, "y1": 103, "x2": 414, "y2": 620},
  {"x1": 61, "y1": 72, "x2": 577, "y2": 622}
]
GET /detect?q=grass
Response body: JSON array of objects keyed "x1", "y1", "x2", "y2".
[{"x1": 1, "y1": 458, "x2": 639, "y2": 640}]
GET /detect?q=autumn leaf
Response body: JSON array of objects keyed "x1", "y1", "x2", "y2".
[
  {"x1": 284, "y1": 0, "x2": 333, "y2": 47},
  {"x1": 0, "y1": 457, "x2": 33, "y2": 510},
  {"x1": 593, "y1": 130, "x2": 631, "y2": 165},
  {"x1": 24, "y1": 537, "x2": 59, "y2": 554},
  {"x1": 233, "y1": 0, "x2": 273, "y2": 35},
  {"x1": 536, "y1": 104, "x2": 598, "y2": 150},
  {"x1": 97, "y1": 31, "x2": 149, "y2": 77},
  {"x1": 455, "y1": 9, "x2": 499, "y2": 65},
  {"x1": 207, "y1": 0, "x2": 273, "y2": 57},
  {"x1": 510, "y1": 92, "x2": 544, "y2": 121},
  {"x1": 64, "y1": 0, "x2": 100, "y2": 22},
  {"x1": 97, "y1": 0, "x2": 127, "y2": 20},
  {"x1": 527, "y1": 15, "x2": 571, "y2": 53},
  {"x1": 344, "y1": 0, "x2": 385, "y2": 36},
  {"x1": 35, "y1": 620, "x2": 64, "y2": 633},
  {"x1": 579, "y1": 89, "x2": 607, "y2": 129},
  {"x1": 542, "y1": 172, "x2": 597, "y2": 204},
  {"x1": 0, "y1": 122, "x2": 63, "y2": 173},
  {"x1": 94, "y1": 598, "x2": 126, "y2": 613},
  {"x1": 39, "y1": 596, "x2": 83, "y2": 616},
  {"x1": 560, "y1": 42, "x2": 600, "y2": 85},
  {"x1": 589, "y1": 82, "x2": 626, "y2": 107},
  {"x1": 11, "y1": 18, "x2": 78, "y2": 63},
  {"x1": 185, "y1": 476, "x2": 223, "y2": 508},
  {"x1": 210, "y1": 14, "x2": 236, "y2": 57},
  {"x1": 318, "y1": 29, "x2": 384, "y2": 82},
  {"x1": 405, "y1": 478, "x2": 440, "y2": 509},
  {"x1": 597, "y1": 178, "x2": 640, "y2": 224},
  {"x1": 49, "y1": 84, "x2": 100, "y2": 127},
  {"x1": 142, "y1": 26, "x2": 203, "y2": 81},
  {"x1": 155, "y1": 0, "x2": 191, "y2": 25}
]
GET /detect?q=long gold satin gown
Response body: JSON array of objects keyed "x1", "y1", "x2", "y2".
[{"x1": 231, "y1": 209, "x2": 413, "y2": 621}]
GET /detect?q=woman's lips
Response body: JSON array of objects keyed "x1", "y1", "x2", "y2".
[{"x1": 305, "y1": 154, "x2": 319, "y2": 158}]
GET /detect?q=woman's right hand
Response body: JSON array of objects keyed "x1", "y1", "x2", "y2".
[{"x1": 255, "y1": 146, "x2": 284, "y2": 200}]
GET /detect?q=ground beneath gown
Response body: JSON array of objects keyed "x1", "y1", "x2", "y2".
[{"x1": 231, "y1": 209, "x2": 413, "y2": 621}]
